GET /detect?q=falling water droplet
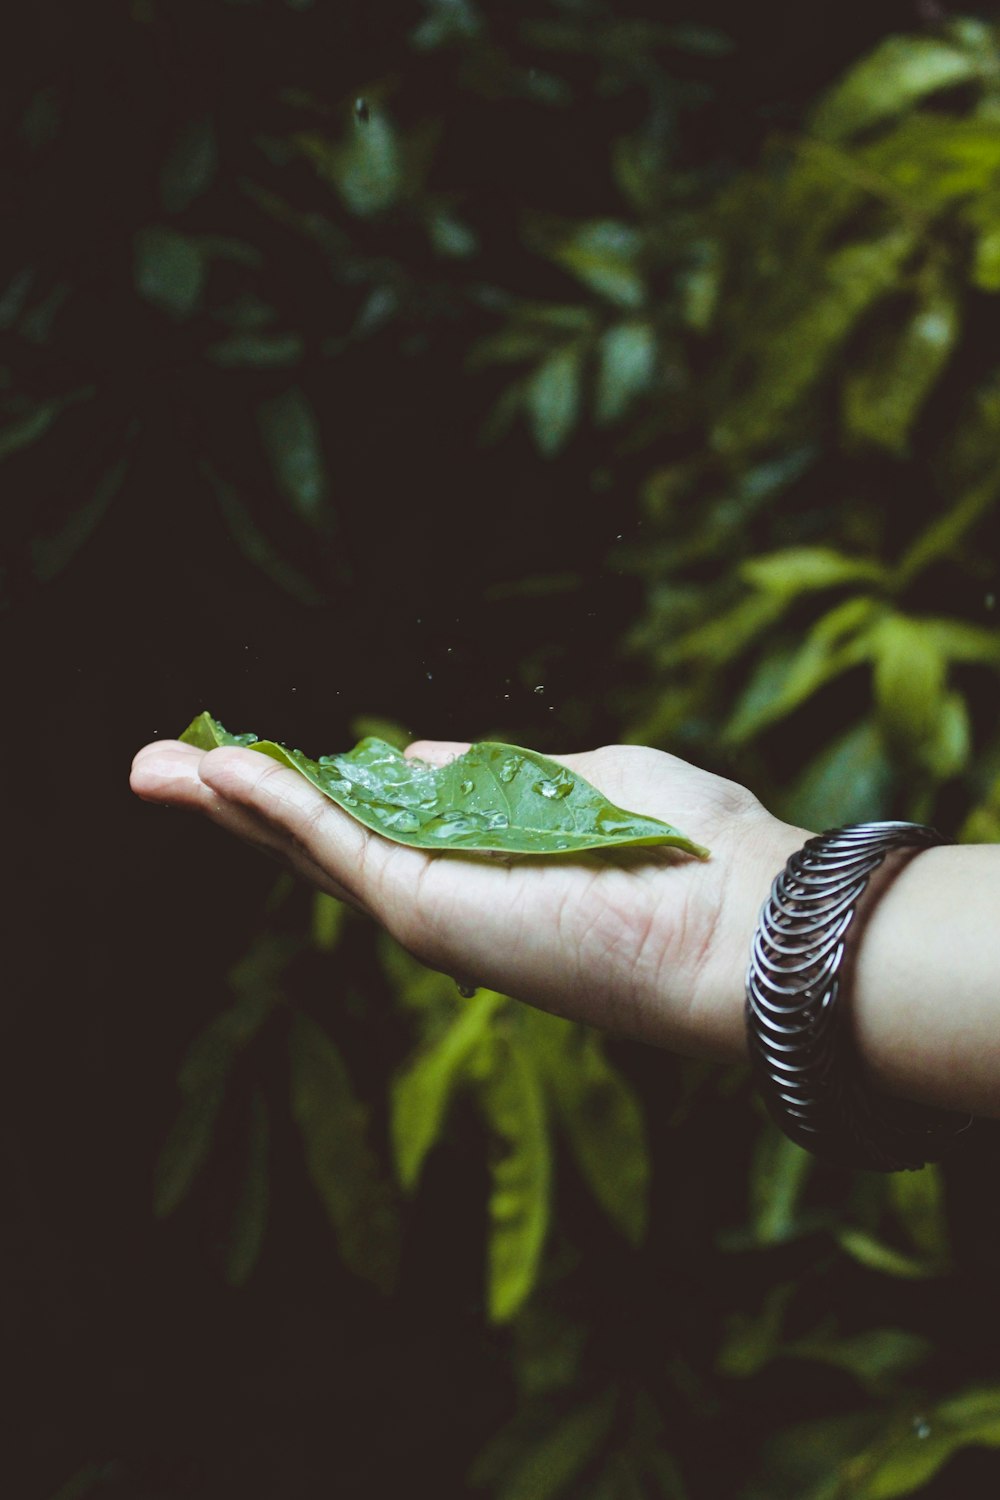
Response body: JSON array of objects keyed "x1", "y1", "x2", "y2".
[
  {"x1": 533, "y1": 685, "x2": 545, "y2": 694},
  {"x1": 986, "y1": 593, "x2": 996, "y2": 611},
  {"x1": 912, "y1": 1417, "x2": 932, "y2": 1440},
  {"x1": 354, "y1": 97, "x2": 370, "y2": 124},
  {"x1": 455, "y1": 980, "x2": 478, "y2": 998}
]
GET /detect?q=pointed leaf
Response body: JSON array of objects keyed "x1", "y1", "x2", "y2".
[
  {"x1": 496, "y1": 1391, "x2": 617, "y2": 1500},
  {"x1": 595, "y1": 322, "x2": 656, "y2": 425},
  {"x1": 225, "y1": 1091, "x2": 269, "y2": 1287},
  {"x1": 179, "y1": 712, "x2": 710, "y2": 857},
  {"x1": 257, "y1": 387, "x2": 330, "y2": 529},
  {"x1": 526, "y1": 345, "x2": 583, "y2": 456},
  {"x1": 843, "y1": 283, "x2": 959, "y2": 454},
  {"x1": 289, "y1": 1012, "x2": 399, "y2": 1293},
  {"x1": 482, "y1": 1035, "x2": 551, "y2": 1322},
  {"x1": 554, "y1": 220, "x2": 645, "y2": 308},
  {"x1": 391, "y1": 989, "x2": 504, "y2": 1190},
  {"x1": 740, "y1": 547, "x2": 887, "y2": 596},
  {"x1": 528, "y1": 1012, "x2": 649, "y2": 1244},
  {"x1": 810, "y1": 36, "x2": 980, "y2": 142},
  {"x1": 134, "y1": 227, "x2": 204, "y2": 317}
]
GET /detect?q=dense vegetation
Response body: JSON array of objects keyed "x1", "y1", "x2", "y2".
[{"x1": 6, "y1": 2, "x2": 1000, "y2": 1496}]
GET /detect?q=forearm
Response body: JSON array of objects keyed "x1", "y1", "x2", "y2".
[
  {"x1": 711, "y1": 829, "x2": 1000, "y2": 1121},
  {"x1": 850, "y1": 843, "x2": 1000, "y2": 1119}
]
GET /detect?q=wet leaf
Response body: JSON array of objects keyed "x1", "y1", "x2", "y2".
[
  {"x1": 391, "y1": 989, "x2": 504, "y2": 1190},
  {"x1": 289, "y1": 1011, "x2": 399, "y2": 1293},
  {"x1": 179, "y1": 712, "x2": 710, "y2": 857}
]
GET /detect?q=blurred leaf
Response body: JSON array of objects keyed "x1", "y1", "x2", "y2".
[
  {"x1": 0, "y1": 388, "x2": 89, "y2": 459},
  {"x1": 788, "y1": 1327, "x2": 931, "y2": 1398},
  {"x1": 837, "y1": 1228, "x2": 940, "y2": 1280},
  {"x1": 0, "y1": 268, "x2": 34, "y2": 330},
  {"x1": 553, "y1": 221, "x2": 645, "y2": 308},
  {"x1": 160, "y1": 117, "x2": 218, "y2": 212},
  {"x1": 203, "y1": 465, "x2": 326, "y2": 605},
  {"x1": 749, "y1": 1125, "x2": 815, "y2": 1245},
  {"x1": 526, "y1": 344, "x2": 584, "y2": 455},
  {"x1": 716, "y1": 227, "x2": 917, "y2": 453},
  {"x1": 207, "y1": 332, "x2": 303, "y2": 367},
  {"x1": 528, "y1": 1012, "x2": 649, "y2": 1245},
  {"x1": 892, "y1": 463, "x2": 1000, "y2": 587},
  {"x1": 482, "y1": 1034, "x2": 551, "y2": 1322},
  {"x1": 740, "y1": 547, "x2": 887, "y2": 596},
  {"x1": 889, "y1": 1163, "x2": 951, "y2": 1265},
  {"x1": 843, "y1": 281, "x2": 960, "y2": 454},
  {"x1": 391, "y1": 989, "x2": 503, "y2": 1190},
  {"x1": 311, "y1": 892, "x2": 346, "y2": 951},
  {"x1": 494, "y1": 1390, "x2": 617, "y2": 1500},
  {"x1": 289, "y1": 1011, "x2": 399, "y2": 1293},
  {"x1": 860, "y1": 1390, "x2": 1000, "y2": 1500},
  {"x1": 595, "y1": 321, "x2": 656, "y2": 424},
  {"x1": 31, "y1": 456, "x2": 128, "y2": 583},
  {"x1": 134, "y1": 227, "x2": 204, "y2": 317},
  {"x1": 871, "y1": 614, "x2": 947, "y2": 754},
  {"x1": 298, "y1": 114, "x2": 402, "y2": 216},
  {"x1": 225, "y1": 1090, "x2": 269, "y2": 1286},
  {"x1": 810, "y1": 35, "x2": 980, "y2": 142},
  {"x1": 257, "y1": 387, "x2": 330, "y2": 529},
  {"x1": 725, "y1": 603, "x2": 875, "y2": 743},
  {"x1": 784, "y1": 719, "x2": 895, "y2": 829},
  {"x1": 428, "y1": 207, "x2": 478, "y2": 257},
  {"x1": 153, "y1": 1065, "x2": 229, "y2": 1219},
  {"x1": 718, "y1": 1285, "x2": 794, "y2": 1378}
]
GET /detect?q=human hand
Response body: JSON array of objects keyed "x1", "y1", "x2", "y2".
[{"x1": 130, "y1": 737, "x2": 811, "y2": 1063}]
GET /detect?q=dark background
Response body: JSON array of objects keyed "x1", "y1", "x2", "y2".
[{"x1": 4, "y1": 3, "x2": 1000, "y2": 1497}]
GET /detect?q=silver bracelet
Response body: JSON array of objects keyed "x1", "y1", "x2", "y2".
[{"x1": 745, "y1": 821, "x2": 972, "y2": 1172}]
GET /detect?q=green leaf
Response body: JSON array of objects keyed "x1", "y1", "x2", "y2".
[
  {"x1": 202, "y1": 467, "x2": 326, "y2": 605},
  {"x1": 495, "y1": 1391, "x2": 617, "y2": 1500},
  {"x1": 31, "y1": 456, "x2": 128, "y2": 583},
  {"x1": 861, "y1": 1390, "x2": 1000, "y2": 1500},
  {"x1": 528, "y1": 1011, "x2": 649, "y2": 1245},
  {"x1": 716, "y1": 227, "x2": 917, "y2": 453},
  {"x1": 482, "y1": 1034, "x2": 551, "y2": 1322},
  {"x1": 740, "y1": 547, "x2": 887, "y2": 596},
  {"x1": 870, "y1": 614, "x2": 947, "y2": 754},
  {"x1": 391, "y1": 989, "x2": 504, "y2": 1190},
  {"x1": 289, "y1": 1011, "x2": 399, "y2": 1293},
  {"x1": 843, "y1": 282, "x2": 960, "y2": 454},
  {"x1": 207, "y1": 332, "x2": 303, "y2": 367},
  {"x1": 134, "y1": 227, "x2": 204, "y2": 317},
  {"x1": 153, "y1": 1065, "x2": 229, "y2": 1219},
  {"x1": 160, "y1": 117, "x2": 218, "y2": 213},
  {"x1": 179, "y1": 712, "x2": 710, "y2": 857},
  {"x1": 298, "y1": 115, "x2": 401, "y2": 216},
  {"x1": 837, "y1": 1228, "x2": 940, "y2": 1280},
  {"x1": 595, "y1": 322, "x2": 656, "y2": 425},
  {"x1": 892, "y1": 464, "x2": 1000, "y2": 587},
  {"x1": 750, "y1": 1124, "x2": 815, "y2": 1246},
  {"x1": 257, "y1": 387, "x2": 330, "y2": 529},
  {"x1": 526, "y1": 345, "x2": 584, "y2": 456},
  {"x1": 311, "y1": 891, "x2": 346, "y2": 951},
  {"x1": 889, "y1": 1163, "x2": 951, "y2": 1265},
  {"x1": 554, "y1": 220, "x2": 645, "y2": 308},
  {"x1": 225, "y1": 1090, "x2": 269, "y2": 1287},
  {"x1": 725, "y1": 603, "x2": 875, "y2": 743},
  {"x1": 789, "y1": 1328, "x2": 931, "y2": 1397},
  {"x1": 810, "y1": 36, "x2": 980, "y2": 142},
  {"x1": 783, "y1": 720, "x2": 895, "y2": 829}
]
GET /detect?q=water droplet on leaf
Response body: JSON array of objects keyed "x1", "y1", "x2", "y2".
[
  {"x1": 499, "y1": 756, "x2": 521, "y2": 783},
  {"x1": 459, "y1": 778, "x2": 474, "y2": 795}
]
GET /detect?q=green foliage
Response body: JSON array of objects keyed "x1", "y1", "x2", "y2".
[{"x1": 179, "y1": 712, "x2": 710, "y2": 855}]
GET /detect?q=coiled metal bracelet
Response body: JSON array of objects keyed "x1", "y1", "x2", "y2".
[{"x1": 745, "y1": 821, "x2": 972, "y2": 1172}]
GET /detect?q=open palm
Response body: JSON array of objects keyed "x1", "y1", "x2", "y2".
[{"x1": 131, "y1": 737, "x2": 808, "y2": 1063}]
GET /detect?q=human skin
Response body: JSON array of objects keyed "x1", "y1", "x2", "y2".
[{"x1": 130, "y1": 738, "x2": 1000, "y2": 1120}]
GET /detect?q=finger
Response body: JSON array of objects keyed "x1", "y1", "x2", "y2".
[
  {"x1": 131, "y1": 742, "x2": 360, "y2": 907},
  {"x1": 403, "y1": 739, "x2": 472, "y2": 766}
]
